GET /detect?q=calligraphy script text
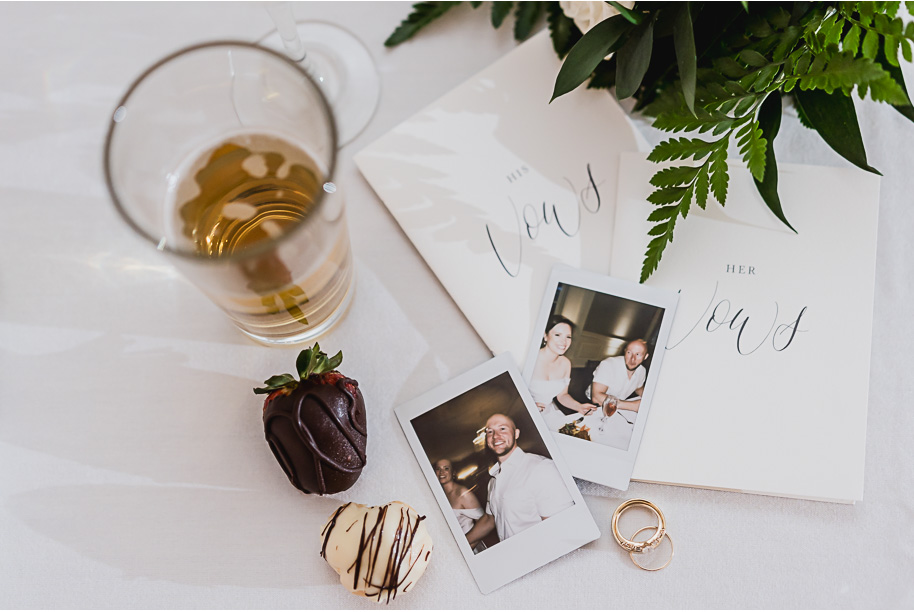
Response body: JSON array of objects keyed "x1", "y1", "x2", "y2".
[
  {"x1": 667, "y1": 282, "x2": 807, "y2": 355},
  {"x1": 486, "y1": 164, "x2": 601, "y2": 277}
]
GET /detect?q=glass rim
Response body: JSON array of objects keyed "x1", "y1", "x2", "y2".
[{"x1": 102, "y1": 39, "x2": 339, "y2": 263}]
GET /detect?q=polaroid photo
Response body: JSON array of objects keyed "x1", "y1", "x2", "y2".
[
  {"x1": 395, "y1": 353, "x2": 600, "y2": 595},
  {"x1": 522, "y1": 265, "x2": 679, "y2": 490}
]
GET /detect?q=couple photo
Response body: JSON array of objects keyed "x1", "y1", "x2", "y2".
[
  {"x1": 410, "y1": 372, "x2": 575, "y2": 553},
  {"x1": 527, "y1": 282, "x2": 665, "y2": 451}
]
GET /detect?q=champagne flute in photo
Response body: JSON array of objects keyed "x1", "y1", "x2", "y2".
[
  {"x1": 599, "y1": 395, "x2": 618, "y2": 433},
  {"x1": 258, "y1": 1, "x2": 380, "y2": 146},
  {"x1": 104, "y1": 42, "x2": 354, "y2": 345}
]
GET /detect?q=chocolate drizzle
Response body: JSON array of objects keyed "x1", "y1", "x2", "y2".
[
  {"x1": 263, "y1": 376, "x2": 366, "y2": 494},
  {"x1": 320, "y1": 502, "x2": 351, "y2": 559},
  {"x1": 320, "y1": 502, "x2": 432, "y2": 603}
]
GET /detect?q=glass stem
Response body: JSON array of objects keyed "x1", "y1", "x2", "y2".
[{"x1": 265, "y1": 2, "x2": 306, "y2": 62}]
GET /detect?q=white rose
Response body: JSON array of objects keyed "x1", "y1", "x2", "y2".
[{"x1": 559, "y1": 1, "x2": 635, "y2": 34}]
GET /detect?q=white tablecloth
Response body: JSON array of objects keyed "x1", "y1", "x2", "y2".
[{"x1": 1, "y1": 2, "x2": 912, "y2": 608}]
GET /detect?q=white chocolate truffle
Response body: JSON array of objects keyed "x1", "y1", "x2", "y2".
[{"x1": 319, "y1": 501, "x2": 434, "y2": 603}]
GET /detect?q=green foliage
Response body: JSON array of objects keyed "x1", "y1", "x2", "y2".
[
  {"x1": 254, "y1": 344, "x2": 344, "y2": 394},
  {"x1": 546, "y1": 2, "x2": 581, "y2": 58},
  {"x1": 387, "y1": 2, "x2": 914, "y2": 280},
  {"x1": 673, "y1": 4, "x2": 698, "y2": 114},
  {"x1": 491, "y1": 1, "x2": 513, "y2": 28},
  {"x1": 615, "y1": 15, "x2": 656, "y2": 99},
  {"x1": 552, "y1": 15, "x2": 630, "y2": 101},
  {"x1": 754, "y1": 91, "x2": 795, "y2": 231},
  {"x1": 514, "y1": 2, "x2": 545, "y2": 41},
  {"x1": 385, "y1": 2, "x2": 462, "y2": 47},
  {"x1": 571, "y1": 1, "x2": 914, "y2": 280}
]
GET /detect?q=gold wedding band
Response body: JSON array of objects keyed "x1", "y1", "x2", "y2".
[
  {"x1": 611, "y1": 498, "x2": 666, "y2": 553},
  {"x1": 629, "y1": 526, "x2": 674, "y2": 571}
]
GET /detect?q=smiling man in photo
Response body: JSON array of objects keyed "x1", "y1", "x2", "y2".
[
  {"x1": 465, "y1": 413, "x2": 574, "y2": 545},
  {"x1": 588, "y1": 339, "x2": 650, "y2": 414}
]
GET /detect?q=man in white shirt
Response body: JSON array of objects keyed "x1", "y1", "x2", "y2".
[
  {"x1": 465, "y1": 413, "x2": 574, "y2": 545},
  {"x1": 588, "y1": 339, "x2": 650, "y2": 415}
]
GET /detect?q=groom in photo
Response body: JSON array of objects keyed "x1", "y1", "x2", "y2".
[
  {"x1": 587, "y1": 338, "x2": 650, "y2": 414},
  {"x1": 465, "y1": 413, "x2": 574, "y2": 547}
]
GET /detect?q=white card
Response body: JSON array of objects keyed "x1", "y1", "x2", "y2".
[
  {"x1": 395, "y1": 354, "x2": 599, "y2": 594},
  {"x1": 355, "y1": 31, "x2": 643, "y2": 364},
  {"x1": 611, "y1": 153, "x2": 880, "y2": 503}
]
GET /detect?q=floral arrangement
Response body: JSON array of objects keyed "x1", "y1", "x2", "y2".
[{"x1": 387, "y1": 2, "x2": 914, "y2": 280}]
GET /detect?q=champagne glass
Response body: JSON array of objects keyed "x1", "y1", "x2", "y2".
[
  {"x1": 258, "y1": 2, "x2": 380, "y2": 146},
  {"x1": 104, "y1": 42, "x2": 355, "y2": 345},
  {"x1": 599, "y1": 395, "x2": 619, "y2": 433}
]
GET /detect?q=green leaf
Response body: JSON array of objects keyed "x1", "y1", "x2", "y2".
[
  {"x1": 902, "y1": 38, "x2": 913, "y2": 63},
  {"x1": 739, "y1": 49, "x2": 769, "y2": 67},
  {"x1": 793, "y1": 93, "x2": 815, "y2": 127},
  {"x1": 794, "y1": 88, "x2": 881, "y2": 174},
  {"x1": 795, "y1": 51, "x2": 813, "y2": 75},
  {"x1": 648, "y1": 136, "x2": 719, "y2": 162},
  {"x1": 885, "y1": 34, "x2": 901, "y2": 66},
  {"x1": 824, "y1": 13, "x2": 844, "y2": 47},
  {"x1": 773, "y1": 25, "x2": 803, "y2": 62},
  {"x1": 843, "y1": 24, "x2": 861, "y2": 55},
  {"x1": 253, "y1": 373, "x2": 297, "y2": 394},
  {"x1": 709, "y1": 145, "x2": 729, "y2": 204},
  {"x1": 647, "y1": 187, "x2": 689, "y2": 205},
  {"x1": 294, "y1": 343, "x2": 344, "y2": 378},
  {"x1": 469, "y1": 0, "x2": 481, "y2": 7},
  {"x1": 876, "y1": 46, "x2": 914, "y2": 122},
  {"x1": 385, "y1": 1, "x2": 462, "y2": 47},
  {"x1": 326, "y1": 351, "x2": 343, "y2": 372},
  {"x1": 647, "y1": 204, "x2": 680, "y2": 220},
  {"x1": 695, "y1": 165, "x2": 710, "y2": 209},
  {"x1": 862, "y1": 28, "x2": 880, "y2": 59},
  {"x1": 640, "y1": 232, "x2": 672, "y2": 283},
  {"x1": 865, "y1": 69, "x2": 911, "y2": 104},
  {"x1": 546, "y1": 2, "x2": 582, "y2": 58},
  {"x1": 753, "y1": 91, "x2": 796, "y2": 231},
  {"x1": 492, "y1": 1, "x2": 513, "y2": 28},
  {"x1": 770, "y1": 5, "x2": 792, "y2": 29},
  {"x1": 750, "y1": 64, "x2": 781, "y2": 92},
  {"x1": 673, "y1": 3, "x2": 697, "y2": 114},
  {"x1": 514, "y1": 1, "x2": 543, "y2": 41},
  {"x1": 551, "y1": 14, "x2": 631, "y2": 101},
  {"x1": 715, "y1": 57, "x2": 749, "y2": 79},
  {"x1": 608, "y1": 1, "x2": 643, "y2": 24},
  {"x1": 798, "y1": 51, "x2": 905, "y2": 100},
  {"x1": 649, "y1": 165, "x2": 701, "y2": 187},
  {"x1": 736, "y1": 121, "x2": 767, "y2": 182},
  {"x1": 616, "y1": 15, "x2": 655, "y2": 99}
]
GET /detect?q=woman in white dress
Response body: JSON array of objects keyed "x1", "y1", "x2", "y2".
[
  {"x1": 529, "y1": 315, "x2": 600, "y2": 416},
  {"x1": 434, "y1": 459, "x2": 486, "y2": 552}
]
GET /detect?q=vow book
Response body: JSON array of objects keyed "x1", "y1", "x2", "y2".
[
  {"x1": 611, "y1": 154, "x2": 880, "y2": 503},
  {"x1": 355, "y1": 31, "x2": 643, "y2": 364}
]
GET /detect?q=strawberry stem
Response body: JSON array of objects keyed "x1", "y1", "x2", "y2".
[{"x1": 253, "y1": 343, "x2": 343, "y2": 395}]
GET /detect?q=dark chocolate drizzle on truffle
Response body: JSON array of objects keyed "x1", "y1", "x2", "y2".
[
  {"x1": 320, "y1": 502, "x2": 351, "y2": 559},
  {"x1": 320, "y1": 503, "x2": 430, "y2": 603}
]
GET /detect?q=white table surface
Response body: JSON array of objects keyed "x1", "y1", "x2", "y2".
[{"x1": 2, "y1": 2, "x2": 912, "y2": 608}]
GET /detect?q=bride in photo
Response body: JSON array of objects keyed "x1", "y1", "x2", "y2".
[{"x1": 528, "y1": 315, "x2": 599, "y2": 417}]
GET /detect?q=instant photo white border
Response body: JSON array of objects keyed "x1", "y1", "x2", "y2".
[
  {"x1": 395, "y1": 353, "x2": 600, "y2": 595},
  {"x1": 522, "y1": 265, "x2": 679, "y2": 490}
]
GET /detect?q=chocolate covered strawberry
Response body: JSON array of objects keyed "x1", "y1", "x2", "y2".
[{"x1": 254, "y1": 344, "x2": 367, "y2": 495}]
